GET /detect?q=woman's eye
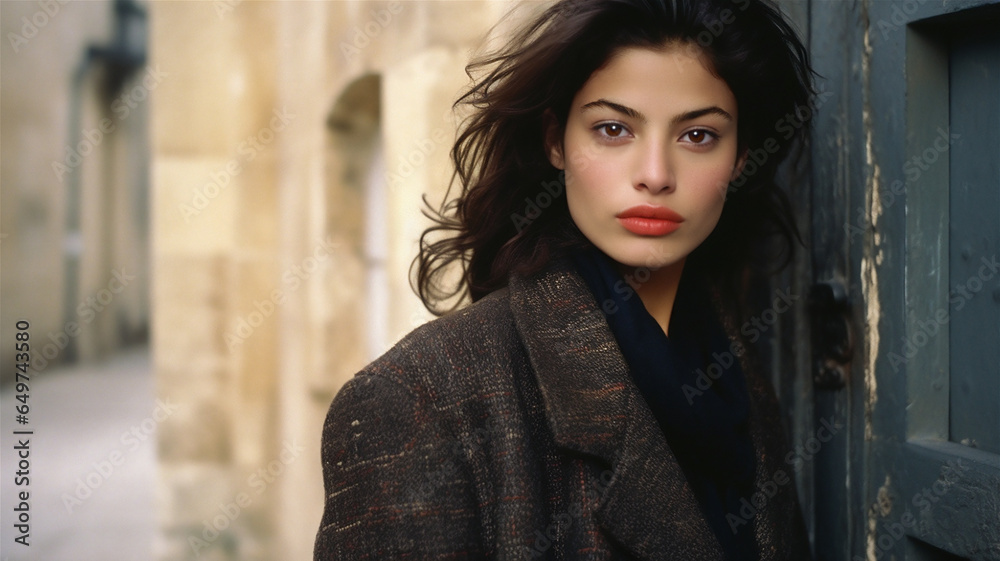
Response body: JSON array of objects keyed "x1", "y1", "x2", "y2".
[
  {"x1": 595, "y1": 123, "x2": 630, "y2": 139},
  {"x1": 682, "y1": 129, "x2": 718, "y2": 145}
]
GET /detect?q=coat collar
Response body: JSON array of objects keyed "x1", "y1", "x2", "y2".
[{"x1": 508, "y1": 259, "x2": 727, "y2": 560}]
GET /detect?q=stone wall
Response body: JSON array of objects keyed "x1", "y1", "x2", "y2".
[
  {"x1": 149, "y1": 2, "x2": 522, "y2": 559},
  {"x1": 0, "y1": 0, "x2": 149, "y2": 383}
]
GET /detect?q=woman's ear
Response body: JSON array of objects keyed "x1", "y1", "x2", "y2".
[
  {"x1": 543, "y1": 110, "x2": 566, "y2": 170},
  {"x1": 731, "y1": 148, "x2": 748, "y2": 182}
]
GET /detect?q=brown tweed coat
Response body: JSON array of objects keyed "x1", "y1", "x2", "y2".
[{"x1": 314, "y1": 259, "x2": 811, "y2": 560}]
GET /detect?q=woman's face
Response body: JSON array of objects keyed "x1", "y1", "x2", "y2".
[{"x1": 548, "y1": 42, "x2": 744, "y2": 272}]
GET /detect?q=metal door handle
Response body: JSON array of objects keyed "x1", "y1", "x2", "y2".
[{"x1": 809, "y1": 281, "x2": 854, "y2": 390}]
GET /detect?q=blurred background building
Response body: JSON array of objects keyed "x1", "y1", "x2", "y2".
[
  {"x1": 147, "y1": 1, "x2": 526, "y2": 559},
  {"x1": 2, "y1": 0, "x2": 150, "y2": 375},
  {"x1": 2, "y1": 0, "x2": 525, "y2": 559}
]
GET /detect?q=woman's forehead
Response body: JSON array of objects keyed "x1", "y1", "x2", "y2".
[{"x1": 573, "y1": 44, "x2": 738, "y2": 118}]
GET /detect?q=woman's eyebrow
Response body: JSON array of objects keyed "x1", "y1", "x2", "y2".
[
  {"x1": 673, "y1": 106, "x2": 734, "y2": 124},
  {"x1": 581, "y1": 99, "x2": 646, "y2": 122},
  {"x1": 580, "y1": 99, "x2": 734, "y2": 125}
]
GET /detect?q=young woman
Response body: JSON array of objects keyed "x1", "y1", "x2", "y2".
[{"x1": 315, "y1": 0, "x2": 814, "y2": 559}]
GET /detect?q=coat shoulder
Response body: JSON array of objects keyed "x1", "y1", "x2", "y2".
[
  {"x1": 354, "y1": 287, "x2": 528, "y2": 405},
  {"x1": 315, "y1": 295, "x2": 520, "y2": 559}
]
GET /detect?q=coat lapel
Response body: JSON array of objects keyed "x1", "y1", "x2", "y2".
[{"x1": 508, "y1": 260, "x2": 726, "y2": 560}]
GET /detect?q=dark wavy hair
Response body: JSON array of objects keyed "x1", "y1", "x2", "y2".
[{"x1": 414, "y1": 0, "x2": 814, "y2": 315}]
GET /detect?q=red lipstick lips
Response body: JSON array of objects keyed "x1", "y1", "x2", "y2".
[{"x1": 616, "y1": 205, "x2": 684, "y2": 236}]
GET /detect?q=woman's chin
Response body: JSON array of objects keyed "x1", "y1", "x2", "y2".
[{"x1": 594, "y1": 240, "x2": 690, "y2": 273}]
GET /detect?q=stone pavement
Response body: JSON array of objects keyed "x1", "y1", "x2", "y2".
[{"x1": 1, "y1": 346, "x2": 155, "y2": 561}]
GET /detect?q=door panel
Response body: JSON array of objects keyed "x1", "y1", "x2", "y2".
[
  {"x1": 947, "y1": 29, "x2": 1000, "y2": 456},
  {"x1": 807, "y1": 0, "x2": 1000, "y2": 559}
]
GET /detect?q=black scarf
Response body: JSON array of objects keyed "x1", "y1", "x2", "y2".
[{"x1": 571, "y1": 246, "x2": 758, "y2": 561}]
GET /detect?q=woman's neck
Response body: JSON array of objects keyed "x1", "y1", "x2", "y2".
[{"x1": 615, "y1": 259, "x2": 686, "y2": 337}]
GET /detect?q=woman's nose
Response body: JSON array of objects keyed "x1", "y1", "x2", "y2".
[{"x1": 634, "y1": 141, "x2": 675, "y2": 194}]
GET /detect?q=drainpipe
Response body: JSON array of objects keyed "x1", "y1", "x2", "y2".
[{"x1": 62, "y1": 0, "x2": 146, "y2": 362}]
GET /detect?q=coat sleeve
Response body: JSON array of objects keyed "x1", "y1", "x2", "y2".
[{"x1": 313, "y1": 371, "x2": 483, "y2": 560}]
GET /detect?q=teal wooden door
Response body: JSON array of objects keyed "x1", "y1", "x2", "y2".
[{"x1": 803, "y1": 0, "x2": 1000, "y2": 558}]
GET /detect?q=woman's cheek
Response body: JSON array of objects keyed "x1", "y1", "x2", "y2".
[
  {"x1": 567, "y1": 139, "x2": 596, "y2": 171},
  {"x1": 692, "y1": 168, "x2": 732, "y2": 211},
  {"x1": 697, "y1": 200, "x2": 727, "y2": 242}
]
